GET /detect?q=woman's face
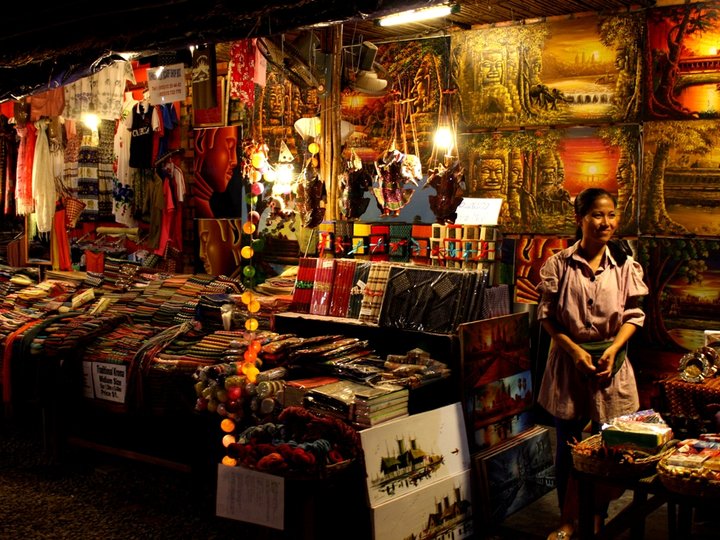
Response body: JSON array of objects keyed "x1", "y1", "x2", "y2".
[
  {"x1": 197, "y1": 219, "x2": 242, "y2": 276},
  {"x1": 578, "y1": 195, "x2": 618, "y2": 246},
  {"x1": 198, "y1": 128, "x2": 238, "y2": 193}
]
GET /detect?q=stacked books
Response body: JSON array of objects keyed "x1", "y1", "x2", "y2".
[{"x1": 303, "y1": 378, "x2": 409, "y2": 428}]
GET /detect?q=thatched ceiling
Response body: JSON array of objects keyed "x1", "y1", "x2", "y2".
[{"x1": 0, "y1": 0, "x2": 657, "y2": 100}]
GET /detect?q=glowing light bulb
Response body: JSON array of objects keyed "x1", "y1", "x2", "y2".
[
  {"x1": 222, "y1": 455, "x2": 238, "y2": 467},
  {"x1": 241, "y1": 246, "x2": 254, "y2": 259},
  {"x1": 220, "y1": 418, "x2": 236, "y2": 433},
  {"x1": 434, "y1": 126, "x2": 454, "y2": 151}
]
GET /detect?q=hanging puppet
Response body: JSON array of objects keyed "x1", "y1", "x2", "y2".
[
  {"x1": 424, "y1": 160, "x2": 465, "y2": 224},
  {"x1": 372, "y1": 144, "x2": 422, "y2": 217},
  {"x1": 338, "y1": 149, "x2": 372, "y2": 220},
  {"x1": 296, "y1": 143, "x2": 326, "y2": 228},
  {"x1": 371, "y1": 93, "x2": 423, "y2": 217}
]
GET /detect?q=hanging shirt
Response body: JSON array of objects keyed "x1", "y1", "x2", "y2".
[
  {"x1": 125, "y1": 101, "x2": 158, "y2": 169},
  {"x1": 63, "y1": 60, "x2": 136, "y2": 120},
  {"x1": 192, "y1": 44, "x2": 217, "y2": 110}
]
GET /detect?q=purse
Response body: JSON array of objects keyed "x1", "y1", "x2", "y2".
[{"x1": 579, "y1": 340, "x2": 626, "y2": 376}]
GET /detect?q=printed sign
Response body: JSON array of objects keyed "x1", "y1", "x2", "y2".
[
  {"x1": 147, "y1": 63, "x2": 186, "y2": 104},
  {"x1": 216, "y1": 464, "x2": 284, "y2": 529},
  {"x1": 455, "y1": 198, "x2": 503, "y2": 225},
  {"x1": 89, "y1": 361, "x2": 127, "y2": 403}
]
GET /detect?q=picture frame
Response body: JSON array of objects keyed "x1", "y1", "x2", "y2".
[
  {"x1": 193, "y1": 76, "x2": 226, "y2": 128},
  {"x1": 473, "y1": 425, "x2": 555, "y2": 525},
  {"x1": 359, "y1": 402, "x2": 471, "y2": 508}
]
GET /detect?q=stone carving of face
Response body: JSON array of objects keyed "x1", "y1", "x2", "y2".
[
  {"x1": 479, "y1": 50, "x2": 504, "y2": 86},
  {"x1": 475, "y1": 156, "x2": 506, "y2": 196}
]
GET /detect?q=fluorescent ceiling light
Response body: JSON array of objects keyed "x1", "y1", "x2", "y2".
[{"x1": 377, "y1": 3, "x2": 457, "y2": 27}]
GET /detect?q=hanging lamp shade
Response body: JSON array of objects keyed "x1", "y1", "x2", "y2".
[{"x1": 294, "y1": 116, "x2": 355, "y2": 143}]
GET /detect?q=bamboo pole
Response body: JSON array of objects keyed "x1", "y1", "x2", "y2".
[{"x1": 320, "y1": 24, "x2": 343, "y2": 222}]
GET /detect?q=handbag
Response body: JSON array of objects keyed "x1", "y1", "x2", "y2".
[
  {"x1": 579, "y1": 340, "x2": 626, "y2": 376},
  {"x1": 55, "y1": 178, "x2": 86, "y2": 228}
]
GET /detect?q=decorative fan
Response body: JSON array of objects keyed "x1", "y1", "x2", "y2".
[
  {"x1": 343, "y1": 40, "x2": 389, "y2": 95},
  {"x1": 257, "y1": 32, "x2": 329, "y2": 95}
]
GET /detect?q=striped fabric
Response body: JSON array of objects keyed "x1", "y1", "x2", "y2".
[{"x1": 358, "y1": 262, "x2": 392, "y2": 325}]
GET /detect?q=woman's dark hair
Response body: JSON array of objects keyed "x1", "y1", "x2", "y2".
[{"x1": 574, "y1": 187, "x2": 629, "y2": 265}]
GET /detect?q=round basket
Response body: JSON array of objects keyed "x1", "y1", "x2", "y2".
[
  {"x1": 657, "y1": 459, "x2": 720, "y2": 498},
  {"x1": 571, "y1": 434, "x2": 670, "y2": 478}
]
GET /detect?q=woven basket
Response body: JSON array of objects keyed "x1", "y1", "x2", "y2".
[
  {"x1": 571, "y1": 434, "x2": 671, "y2": 478},
  {"x1": 657, "y1": 459, "x2": 720, "y2": 498},
  {"x1": 64, "y1": 197, "x2": 86, "y2": 228}
]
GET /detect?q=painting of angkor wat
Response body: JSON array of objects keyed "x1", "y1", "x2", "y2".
[
  {"x1": 451, "y1": 12, "x2": 642, "y2": 129},
  {"x1": 646, "y1": 2, "x2": 720, "y2": 120},
  {"x1": 459, "y1": 125, "x2": 638, "y2": 235},
  {"x1": 641, "y1": 120, "x2": 720, "y2": 237}
]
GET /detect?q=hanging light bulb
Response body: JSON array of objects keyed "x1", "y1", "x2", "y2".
[{"x1": 434, "y1": 126, "x2": 454, "y2": 153}]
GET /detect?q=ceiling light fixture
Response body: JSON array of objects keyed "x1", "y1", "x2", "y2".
[{"x1": 376, "y1": 3, "x2": 458, "y2": 27}]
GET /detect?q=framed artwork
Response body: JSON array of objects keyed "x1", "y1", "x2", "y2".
[
  {"x1": 459, "y1": 314, "x2": 531, "y2": 448},
  {"x1": 641, "y1": 120, "x2": 720, "y2": 237},
  {"x1": 474, "y1": 410, "x2": 535, "y2": 451},
  {"x1": 470, "y1": 370, "x2": 533, "y2": 446},
  {"x1": 451, "y1": 12, "x2": 643, "y2": 129},
  {"x1": 646, "y1": 2, "x2": 720, "y2": 120},
  {"x1": 473, "y1": 425, "x2": 555, "y2": 525},
  {"x1": 359, "y1": 402, "x2": 471, "y2": 508},
  {"x1": 458, "y1": 125, "x2": 639, "y2": 236},
  {"x1": 371, "y1": 471, "x2": 474, "y2": 540},
  {"x1": 514, "y1": 236, "x2": 570, "y2": 304},
  {"x1": 193, "y1": 77, "x2": 226, "y2": 128},
  {"x1": 628, "y1": 236, "x2": 720, "y2": 408}
]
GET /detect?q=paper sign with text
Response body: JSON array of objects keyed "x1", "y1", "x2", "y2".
[
  {"x1": 216, "y1": 464, "x2": 284, "y2": 529},
  {"x1": 147, "y1": 63, "x2": 186, "y2": 104},
  {"x1": 455, "y1": 198, "x2": 503, "y2": 225},
  {"x1": 89, "y1": 361, "x2": 127, "y2": 403}
]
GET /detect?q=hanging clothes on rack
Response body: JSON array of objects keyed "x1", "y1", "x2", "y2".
[
  {"x1": 15, "y1": 120, "x2": 37, "y2": 216},
  {"x1": 113, "y1": 92, "x2": 139, "y2": 227},
  {"x1": 32, "y1": 119, "x2": 56, "y2": 234}
]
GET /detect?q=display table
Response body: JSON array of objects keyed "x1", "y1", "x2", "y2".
[{"x1": 574, "y1": 469, "x2": 719, "y2": 540}]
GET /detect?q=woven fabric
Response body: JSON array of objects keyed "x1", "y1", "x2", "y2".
[{"x1": 358, "y1": 262, "x2": 391, "y2": 324}]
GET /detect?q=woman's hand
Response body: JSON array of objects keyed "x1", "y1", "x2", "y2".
[
  {"x1": 594, "y1": 346, "x2": 618, "y2": 386},
  {"x1": 571, "y1": 346, "x2": 596, "y2": 376}
]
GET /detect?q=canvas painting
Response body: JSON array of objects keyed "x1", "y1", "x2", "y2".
[
  {"x1": 471, "y1": 370, "x2": 533, "y2": 442},
  {"x1": 342, "y1": 37, "x2": 450, "y2": 168},
  {"x1": 473, "y1": 425, "x2": 555, "y2": 525},
  {"x1": 459, "y1": 314, "x2": 532, "y2": 447},
  {"x1": 192, "y1": 126, "x2": 243, "y2": 219},
  {"x1": 451, "y1": 12, "x2": 643, "y2": 130},
  {"x1": 359, "y1": 402, "x2": 471, "y2": 508},
  {"x1": 514, "y1": 236, "x2": 571, "y2": 304},
  {"x1": 371, "y1": 470, "x2": 474, "y2": 540},
  {"x1": 474, "y1": 410, "x2": 535, "y2": 451},
  {"x1": 646, "y1": 2, "x2": 720, "y2": 121},
  {"x1": 634, "y1": 237, "x2": 720, "y2": 367},
  {"x1": 458, "y1": 125, "x2": 639, "y2": 236},
  {"x1": 640, "y1": 120, "x2": 720, "y2": 237}
]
